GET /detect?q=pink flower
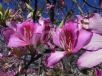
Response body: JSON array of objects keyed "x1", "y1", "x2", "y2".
[
  {"x1": 45, "y1": 21, "x2": 92, "y2": 68},
  {"x1": 7, "y1": 17, "x2": 51, "y2": 48},
  {"x1": 52, "y1": 21, "x2": 92, "y2": 53},
  {"x1": 7, "y1": 21, "x2": 42, "y2": 48},
  {"x1": 76, "y1": 13, "x2": 102, "y2": 69},
  {"x1": 38, "y1": 17, "x2": 51, "y2": 43}
]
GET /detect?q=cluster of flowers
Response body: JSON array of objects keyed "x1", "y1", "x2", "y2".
[{"x1": 2, "y1": 13, "x2": 102, "y2": 76}]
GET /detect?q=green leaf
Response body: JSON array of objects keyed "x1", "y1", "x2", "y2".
[
  {"x1": 0, "y1": 11, "x2": 3, "y2": 20},
  {"x1": 4, "y1": 8, "x2": 10, "y2": 19},
  {"x1": 0, "y1": 3, "x2": 2, "y2": 12},
  {"x1": 59, "y1": 20, "x2": 64, "y2": 27},
  {"x1": 26, "y1": 3, "x2": 33, "y2": 12},
  {"x1": 27, "y1": 12, "x2": 33, "y2": 18}
]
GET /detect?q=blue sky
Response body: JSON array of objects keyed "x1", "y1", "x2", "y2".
[{"x1": 0, "y1": 0, "x2": 100, "y2": 18}]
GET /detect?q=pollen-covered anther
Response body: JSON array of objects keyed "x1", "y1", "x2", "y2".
[{"x1": 67, "y1": 48, "x2": 71, "y2": 54}]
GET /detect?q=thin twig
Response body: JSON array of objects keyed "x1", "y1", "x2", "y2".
[
  {"x1": 33, "y1": 0, "x2": 38, "y2": 22},
  {"x1": 72, "y1": 0, "x2": 84, "y2": 15}
]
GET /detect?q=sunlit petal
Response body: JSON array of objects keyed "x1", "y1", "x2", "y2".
[
  {"x1": 77, "y1": 49, "x2": 102, "y2": 68},
  {"x1": 45, "y1": 51, "x2": 66, "y2": 68},
  {"x1": 84, "y1": 33, "x2": 102, "y2": 51},
  {"x1": 73, "y1": 29, "x2": 92, "y2": 53},
  {"x1": 8, "y1": 35, "x2": 28, "y2": 47}
]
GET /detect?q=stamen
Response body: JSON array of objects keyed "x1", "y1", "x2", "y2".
[
  {"x1": 60, "y1": 28, "x2": 74, "y2": 54},
  {"x1": 67, "y1": 48, "x2": 71, "y2": 53},
  {"x1": 23, "y1": 26, "x2": 32, "y2": 41}
]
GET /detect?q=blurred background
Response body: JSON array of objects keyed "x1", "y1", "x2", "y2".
[{"x1": 0, "y1": 0, "x2": 101, "y2": 18}]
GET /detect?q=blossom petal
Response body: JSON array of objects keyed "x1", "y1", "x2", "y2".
[
  {"x1": 63, "y1": 21, "x2": 78, "y2": 39},
  {"x1": 8, "y1": 35, "x2": 28, "y2": 47},
  {"x1": 77, "y1": 49, "x2": 102, "y2": 68},
  {"x1": 6, "y1": 20, "x2": 17, "y2": 31},
  {"x1": 62, "y1": 21, "x2": 78, "y2": 49},
  {"x1": 2, "y1": 27, "x2": 14, "y2": 43},
  {"x1": 73, "y1": 29, "x2": 92, "y2": 53},
  {"x1": 84, "y1": 33, "x2": 102, "y2": 51},
  {"x1": 45, "y1": 51, "x2": 66, "y2": 68},
  {"x1": 16, "y1": 21, "x2": 35, "y2": 38},
  {"x1": 89, "y1": 13, "x2": 102, "y2": 35},
  {"x1": 77, "y1": 13, "x2": 102, "y2": 35},
  {"x1": 39, "y1": 17, "x2": 50, "y2": 26},
  {"x1": 31, "y1": 33, "x2": 41, "y2": 47},
  {"x1": 35, "y1": 23, "x2": 44, "y2": 34},
  {"x1": 75, "y1": 15, "x2": 83, "y2": 30},
  {"x1": 52, "y1": 28, "x2": 62, "y2": 47}
]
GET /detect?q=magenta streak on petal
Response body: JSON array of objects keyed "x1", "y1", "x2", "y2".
[
  {"x1": 60, "y1": 28, "x2": 74, "y2": 53},
  {"x1": 19, "y1": 21, "x2": 35, "y2": 41},
  {"x1": 59, "y1": 21, "x2": 78, "y2": 53}
]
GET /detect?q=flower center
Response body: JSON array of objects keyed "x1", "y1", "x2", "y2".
[
  {"x1": 23, "y1": 24, "x2": 34, "y2": 41},
  {"x1": 60, "y1": 29, "x2": 74, "y2": 54}
]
